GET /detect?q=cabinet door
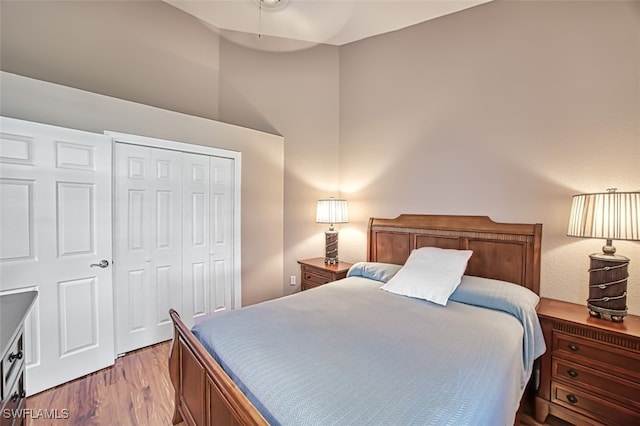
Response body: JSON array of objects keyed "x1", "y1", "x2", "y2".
[
  {"x1": 114, "y1": 143, "x2": 183, "y2": 354},
  {"x1": 0, "y1": 116, "x2": 114, "y2": 395}
]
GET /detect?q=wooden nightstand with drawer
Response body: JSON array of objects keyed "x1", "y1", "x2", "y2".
[
  {"x1": 298, "y1": 258, "x2": 353, "y2": 291},
  {"x1": 535, "y1": 297, "x2": 640, "y2": 426}
]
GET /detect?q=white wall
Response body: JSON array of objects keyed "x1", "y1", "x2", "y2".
[{"x1": 338, "y1": 0, "x2": 640, "y2": 314}]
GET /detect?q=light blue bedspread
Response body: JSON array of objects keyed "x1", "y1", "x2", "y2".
[{"x1": 193, "y1": 274, "x2": 545, "y2": 426}]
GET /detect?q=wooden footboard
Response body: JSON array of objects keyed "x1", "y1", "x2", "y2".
[{"x1": 169, "y1": 309, "x2": 268, "y2": 426}]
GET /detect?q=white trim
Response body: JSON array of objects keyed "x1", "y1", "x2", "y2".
[
  {"x1": 231, "y1": 157, "x2": 242, "y2": 308},
  {"x1": 105, "y1": 130, "x2": 242, "y2": 309},
  {"x1": 105, "y1": 131, "x2": 241, "y2": 160}
]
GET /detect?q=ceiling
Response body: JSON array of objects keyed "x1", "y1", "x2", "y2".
[{"x1": 164, "y1": 0, "x2": 493, "y2": 46}]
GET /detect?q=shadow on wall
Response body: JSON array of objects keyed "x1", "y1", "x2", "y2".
[
  {"x1": 217, "y1": 74, "x2": 280, "y2": 136},
  {"x1": 340, "y1": 154, "x2": 640, "y2": 313}
]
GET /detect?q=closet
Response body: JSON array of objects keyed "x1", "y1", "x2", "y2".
[{"x1": 112, "y1": 134, "x2": 238, "y2": 354}]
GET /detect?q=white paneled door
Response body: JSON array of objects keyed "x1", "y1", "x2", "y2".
[
  {"x1": 114, "y1": 143, "x2": 183, "y2": 354},
  {"x1": 209, "y1": 156, "x2": 235, "y2": 314},
  {"x1": 181, "y1": 152, "x2": 211, "y2": 326},
  {"x1": 0, "y1": 117, "x2": 114, "y2": 395},
  {"x1": 114, "y1": 137, "x2": 238, "y2": 354},
  {"x1": 182, "y1": 154, "x2": 235, "y2": 327}
]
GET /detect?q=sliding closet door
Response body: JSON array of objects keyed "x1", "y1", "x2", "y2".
[
  {"x1": 114, "y1": 143, "x2": 183, "y2": 354},
  {"x1": 0, "y1": 116, "x2": 115, "y2": 395}
]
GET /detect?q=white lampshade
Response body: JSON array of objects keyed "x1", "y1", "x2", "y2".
[
  {"x1": 567, "y1": 189, "x2": 638, "y2": 322},
  {"x1": 316, "y1": 198, "x2": 349, "y2": 225},
  {"x1": 567, "y1": 191, "x2": 640, "y2": 241}
]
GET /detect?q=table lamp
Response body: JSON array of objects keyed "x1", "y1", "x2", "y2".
[
  {"x1": 316, "y1": 198, "x2": 348, "y2": 265},
  {"x1": 567, "y1": 189, "x2": 640, "y2": 321}
]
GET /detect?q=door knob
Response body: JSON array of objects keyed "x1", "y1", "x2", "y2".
[{"x1": 90, "y1": 260, "x2": 110, "y2": 268}]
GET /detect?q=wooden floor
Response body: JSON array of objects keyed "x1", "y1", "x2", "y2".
[
  {"x1": 24, "y1": 342, "x2": 569, "y2": 426},
  {"x1": 25, "y1": 342, "x2": 175, "y2": 426}
]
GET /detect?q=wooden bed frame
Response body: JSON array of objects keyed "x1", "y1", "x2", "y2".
[{"x1": 169, "y1": 214, "x2": 542, "y2": 425}]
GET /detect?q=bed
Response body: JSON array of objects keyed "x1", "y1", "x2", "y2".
[{"x1": 169, "y1": 214, "x2": 545, "y2": 426}]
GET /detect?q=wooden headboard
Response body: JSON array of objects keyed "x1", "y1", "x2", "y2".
[{"x1": 367, "y1": 215, "x2": 542, "y2": 294}]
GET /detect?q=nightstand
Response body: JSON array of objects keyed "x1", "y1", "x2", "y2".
[
  {"x1": 535, "y1": 297, "x2": 640, "y2": 426},
  {"x1": 298, "y1": 258, "x2": 353, "y2": 291}
]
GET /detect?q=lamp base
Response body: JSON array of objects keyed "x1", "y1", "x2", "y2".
[
  {"x1": 587, "y1": 253, "x2": 629, "y2": 322},
  {"x1": 587, "y1": 303, "x2": 627, "y2": 323},
  {"x1": 324, "y1": 230, "x2": 339, "y2": 265}
]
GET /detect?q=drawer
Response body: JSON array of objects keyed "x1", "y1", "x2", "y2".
[
  {"x1": 301, "y1": 267, "x2": 332, "y2": 286},
  {"x1": 302, "y1": 281, "x2": 322, "y2": 291},
  {"x1": 1, "y1": 330, "x2": 24, "y2": 401},
  {"x1": 0, "y1": 372, "x2": 25, "y2": 426},
  {"x1": 552, "y1": 332, "x2": 640, "y2": 381},
  {"x1": 552, "y1": 357, "x2": 640, "y2": 407},
  {"x1": 301, "y1": 278, "x2": 327, "y2": 291},
  {"x1": 552, "y1": 382, "x2": 640, "y2": 426}
]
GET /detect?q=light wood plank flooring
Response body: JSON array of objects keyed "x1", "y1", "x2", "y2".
[{"x1": 24, "y1": 342, "x2": 568, "y2": 426}]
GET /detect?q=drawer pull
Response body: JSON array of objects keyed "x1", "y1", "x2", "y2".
[
  {"x1": 8, "y1": 350, "x2": 23, "y2": 363},
  {"x1": 567, "y1": 343, "x2": 579, "y2": 352},
  {"x1": 566, "y1": 368, "x2": 579, "y2": 378},
  {"x1": 306, "y1": 274, "x2": 311, "y2": 280},
  {"x1": 11, "y1": 390, "x2": 26, "y2": 402},
  {"x1": 566, "y1": 393, "x2": 578, "y2": 404}
]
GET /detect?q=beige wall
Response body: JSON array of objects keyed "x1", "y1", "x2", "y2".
[
  {"x1": 0, "y1": 71, "x2": 284, "y2": 307},
  {"x1": 0, "y1": 0, "x2": 289, "y2": 306},
  {"x1": 0, "y1": 0, "x2": 340, "y2": 300},
  {"x1": 339, "y1": 0, "x2": 640, "y2": 314},
  {"x1": 2, "y1": 0, "x2": 639, "y2": 313},
  {"x1": 215, "y1": 30, "x2": 340, "y2": 296},
  {"x1": 0, "y1": 0, "x2": 220, "y2": 120}
]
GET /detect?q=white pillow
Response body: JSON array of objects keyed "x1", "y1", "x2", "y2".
[{"x1": 380, "y1": 247, "x2": 473, "y2": 305}]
